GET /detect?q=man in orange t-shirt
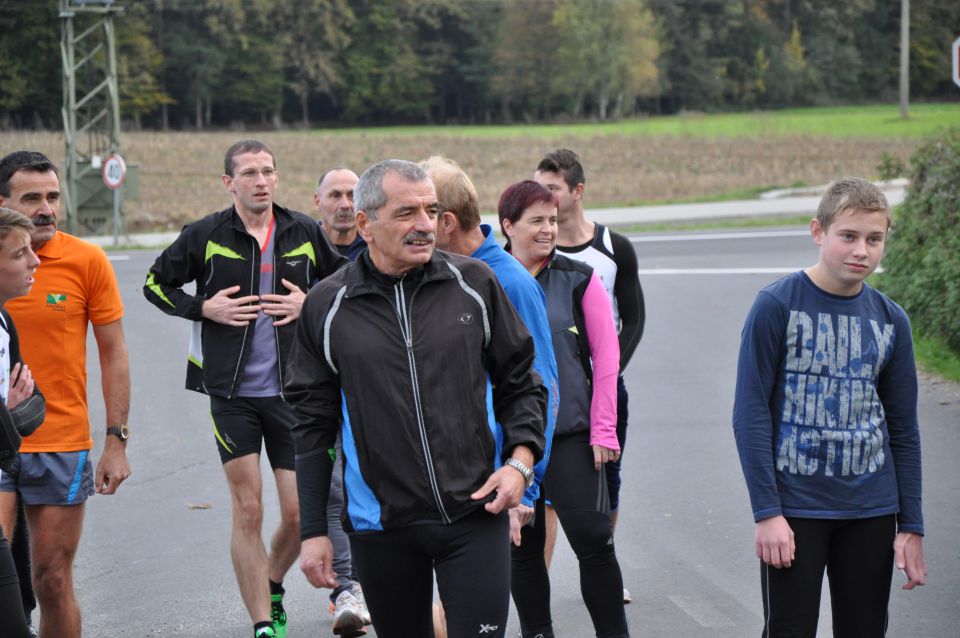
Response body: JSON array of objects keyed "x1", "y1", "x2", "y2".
[{"x1": 0, "y1": 151, "x2": 131, "y2": 638}]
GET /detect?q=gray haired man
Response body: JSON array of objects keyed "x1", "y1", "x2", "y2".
[{"x1": 286, "y1": 160, "x2": 547, "y2": 638}]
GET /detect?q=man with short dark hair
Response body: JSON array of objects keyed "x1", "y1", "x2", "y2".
[
  {"x1": 0, "y1": 150, "x2": 132, "y2": 638},
  {"x1": 144, "y1": 139, "x2": 346, "y2": 638},
  {"x1": 315, "y1": 168, "x2": 365, "y2": 261},
  {"x1": 286, "y1": 159, "x2": 546, "y2": 638},
  {"x1": 534, "y1": 148, "x2": 645, "y2": 604}
]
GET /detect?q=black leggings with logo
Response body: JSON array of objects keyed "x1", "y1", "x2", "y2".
[{"x1": 349, "y1": 508, "x2": 510, "y2": 638}]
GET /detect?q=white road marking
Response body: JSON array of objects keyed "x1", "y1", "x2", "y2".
[
  {"x1": 639, "y1": 266, "x2": 883, "y2": 275},
  {"x1": 638, "y1": 267, "x2": 798, "y2": 275},
  {"x1": 108, "y1": 255, "x2": 131, "y2": 261},
  {"x1": 630, "y1": 230, "x2": 808, "y2": 242},
  {"x1": 668, "y1": 594, "x2": 735, "y2": 628}
]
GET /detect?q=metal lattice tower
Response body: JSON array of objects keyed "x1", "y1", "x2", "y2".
[{"x1": 59, "y1": 0, "x2": 124, "y2": 234}]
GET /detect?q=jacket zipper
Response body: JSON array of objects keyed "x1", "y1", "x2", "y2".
[
  {"x1": 272, "y1": 231, "x2": 285, "y2": 399},
  {"x1": 227, "y1": 235, "x2": 256, "y2": 398},
  {"x1": 393, "y1": 277, "x2": 450, "y2": 524}
]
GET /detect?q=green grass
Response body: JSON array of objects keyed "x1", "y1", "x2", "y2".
[
  {"x1": 319, "y1": 103, "x2": 960, "y2": 139},
  {"x1": 913, "y1": 333, "x2": 960, "y2": 383}
]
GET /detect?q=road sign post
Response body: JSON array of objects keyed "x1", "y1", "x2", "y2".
[
  {"x1": 102, "y1": 153, "x2": 126, "y2": 246},
  {"x1": 953, "y1": 36, "x2": 960, "y2": 89}
]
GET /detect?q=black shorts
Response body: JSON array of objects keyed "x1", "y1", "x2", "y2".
[{"x1": 209, "y1": 395, "x2": 295, "y2": 470}]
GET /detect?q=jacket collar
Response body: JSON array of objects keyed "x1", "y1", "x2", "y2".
[
  {"x1": 344, "y1": 249, "x2": 456, "y2": 297},
  {"x1": 503, "y1": 240, "x2": 555, "y2": 277},
  {"x1": 226, "y1": 203, "x2": 297, "y2": 236}
]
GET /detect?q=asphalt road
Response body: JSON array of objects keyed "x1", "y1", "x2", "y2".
[{"x1": 67, "y1": 227, "x2": 959, "y2": 637}]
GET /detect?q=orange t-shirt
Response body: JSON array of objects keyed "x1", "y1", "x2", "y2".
[{"x1": 6, "y1": 232, "x2": 124, "y2": 452}]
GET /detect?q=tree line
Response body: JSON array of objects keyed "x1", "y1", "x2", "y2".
[{"x1": 1, "y1": 0, "x2": 957, "y2": 130}]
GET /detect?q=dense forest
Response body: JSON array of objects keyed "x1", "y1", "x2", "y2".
[{"x1": 1, "y1": 0, "x2": 957, "y2": 130}]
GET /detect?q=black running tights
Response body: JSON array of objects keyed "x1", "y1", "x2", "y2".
[
  {"x1": 761, "y1": 514, "x2": 896, "y2": 638},
  {"x1": 0, "y1": 526, "x2": 30, "y2": 637},
  {"x1": 350, "y1": 508, "x2": 511, "y2": 638},
  {"x1": 511, "y1": 433, "x2": 629, "y2": 638}
]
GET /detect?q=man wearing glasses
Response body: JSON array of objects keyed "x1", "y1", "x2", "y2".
[{"x1": 144, "y1": 140, "x2": 345, "y2": 638}]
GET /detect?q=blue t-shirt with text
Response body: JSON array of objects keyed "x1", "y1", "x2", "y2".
[{"x1": 733, "y1": 271, "x2": 923, "y2": 534}]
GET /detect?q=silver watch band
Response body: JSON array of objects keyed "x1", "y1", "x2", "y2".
[{"x1": 505, "y1": 458, "x2": 534, "y2": 487}]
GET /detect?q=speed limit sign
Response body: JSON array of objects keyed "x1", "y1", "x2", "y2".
[{"x1": 102, "y1": 153, "x2": 127, "y2": 190}]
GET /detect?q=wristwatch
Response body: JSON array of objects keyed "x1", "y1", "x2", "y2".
[
  {"x1": 106, "y1": 424, "x2": 129, "y2": 442},
  {"x1": 505, "y1": 458, "x2": 534, "y2": 488}
]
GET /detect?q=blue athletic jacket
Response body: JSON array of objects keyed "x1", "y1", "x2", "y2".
[{"x1": 472, "y1": 225, "x2": 559, "y2": 506}]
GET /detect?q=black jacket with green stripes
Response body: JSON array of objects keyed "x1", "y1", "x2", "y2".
[{"x1": 142, "y1": 204, "x2": 346, "y2": 398}]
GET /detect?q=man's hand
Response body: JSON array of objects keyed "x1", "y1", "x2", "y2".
[
  {"x1": 6, "y1": 362, "x2": 34, "y2": 409},
  {"x1": 894, "y1": 531, "x2": 926, "y2": 590},
  {"x1": 471, "y1": 466, "x2": 525, "y2": 515},
  {"x1": 95, "y1": 435, "x2": 131, "y2": 495},
  {"x1": 592, "y1": 444, "x2": 620, "y2": 471},
  {"x1": 261, "y1": 278, "x2": 306, "y2": 326},
  {"x1": 301, "y1": 536, "x2": 338, "y2": 588},
  {"x1": 201, "y1": 285, "x2": 260, "y2": 326},
  {"x1": 755, "y1": 515, "x2": 795, "y2": 568},
  {"x1": 509, "y1": 504, "x2": 534, "y2": 546}
]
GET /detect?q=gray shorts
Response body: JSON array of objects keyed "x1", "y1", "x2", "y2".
[{"x1": 0, "y1": 451, "x2": 95, "y2": 505}]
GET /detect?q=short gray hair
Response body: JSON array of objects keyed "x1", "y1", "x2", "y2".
[{"x1": 355, "y1": 160, "x2": 429, "y2": 220}]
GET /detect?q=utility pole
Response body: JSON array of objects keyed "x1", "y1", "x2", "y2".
[
  {"x1": 60, "y1": 0, "x2": 126, "y2": 235},
  {"x1": 900, "y1": 0, "x2": 909, "y2": 119}
]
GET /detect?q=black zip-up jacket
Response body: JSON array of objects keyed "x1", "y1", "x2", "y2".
[
  {"x1": 142, "y1": 204, "x2": 346, "y2": 397},
  {"x1": 536, "y1": 252, "x2": 595, "y2": 438},
  {"x1": 285, "y1": 250, "x2": 547, "y2": 539},
  {"x1": 0, "y1": 310, "x2": 45, "y2": 472}
]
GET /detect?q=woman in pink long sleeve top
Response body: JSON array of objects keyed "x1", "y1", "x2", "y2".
[{"x1": 500, "y1": 180, "x2": 629, "y2": 638}]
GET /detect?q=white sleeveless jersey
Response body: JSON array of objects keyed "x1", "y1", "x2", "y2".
[{"x1": 557, "y1": 224, "x2": 621, "y2": 329}]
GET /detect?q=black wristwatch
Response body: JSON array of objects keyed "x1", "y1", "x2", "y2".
[{"x1": 106, "y1": 424, "x2": 129, "y2": 442}]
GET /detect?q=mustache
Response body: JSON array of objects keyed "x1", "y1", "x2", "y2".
[
  {"x1": 33, "y1": 214, "x2": 57, "y2": 225},
  {"x1": 403, "y1": 231, "x2": 435, "y2": 243}
]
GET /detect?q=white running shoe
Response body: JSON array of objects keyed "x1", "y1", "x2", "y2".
[
  {"x1": 332, "y1": 588, "x2": 367, "y2": 637},
  {"x1": 352, "y1": 583, "x2": 372, "y2": 625},
  {"x1": 623, "y1": 587, "x2": 632, "y2": 604}
]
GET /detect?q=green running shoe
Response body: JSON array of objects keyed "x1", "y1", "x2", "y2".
[
  {"x1": 255, "y1": 627, "x2": 277, "y2": 638},
  {"x1": 271, "y1": 592, "x2": 287, "y2": 638}
]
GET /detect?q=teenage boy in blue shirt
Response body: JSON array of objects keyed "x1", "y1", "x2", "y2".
[{"x1": 733, "y1": 177, "x2": 926, "y2": 637}]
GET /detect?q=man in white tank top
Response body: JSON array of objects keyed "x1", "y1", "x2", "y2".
[{"x1": 534, "y1": 149, "x2": 645, "y2": 605}]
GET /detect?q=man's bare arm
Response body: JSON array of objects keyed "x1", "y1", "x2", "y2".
[{"x1": 92, "y1": 319, "x2": 131, "y2": 494}]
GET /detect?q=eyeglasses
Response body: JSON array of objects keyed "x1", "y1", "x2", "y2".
[{"x1": 236, "y1": 167, "x2": 277, "y2": 180}]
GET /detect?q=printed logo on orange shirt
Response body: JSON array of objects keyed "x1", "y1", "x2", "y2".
[{"x1": 46, "y1": 293, "x2": 68, "y2": 311}]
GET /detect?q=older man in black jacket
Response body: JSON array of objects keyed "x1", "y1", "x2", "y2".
[{"x1": 286, "y1": 159, "x2": 546, "y2": 638}]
